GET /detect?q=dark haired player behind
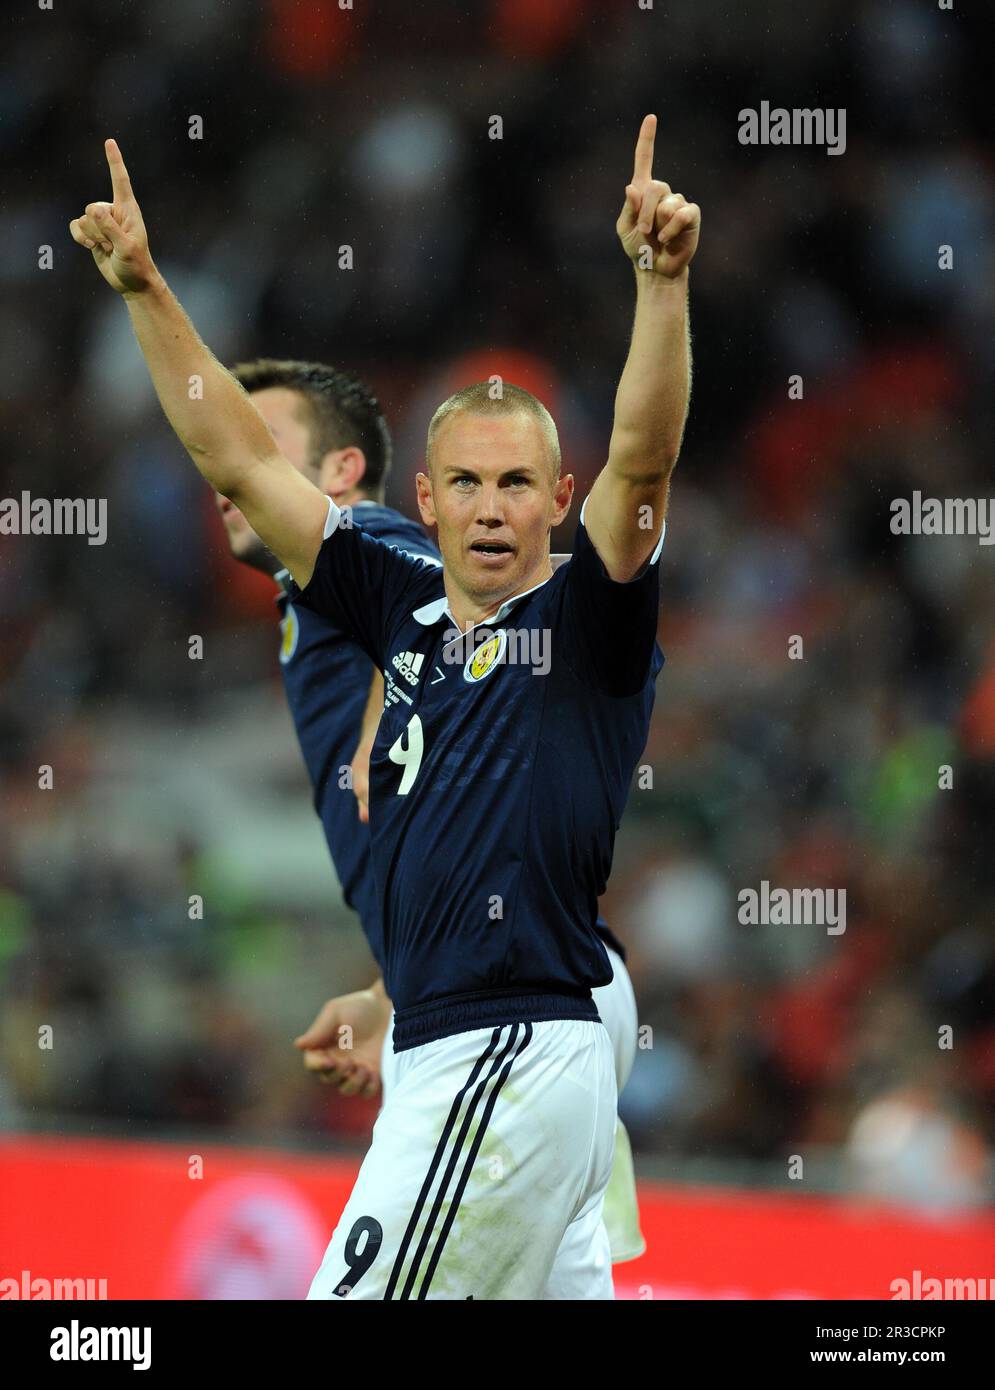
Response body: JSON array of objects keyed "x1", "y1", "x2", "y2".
[{"x1": 220, "y1": 357, "x2": 440, "y2": 1001}]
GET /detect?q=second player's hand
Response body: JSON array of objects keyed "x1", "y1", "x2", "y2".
[
  {"x1": 293, "y1": 986, "x2": 389, "y2": 1098},
  {"x1": 617, "y1": 114, "x2": 700, "y2": 279},
  {"x1": 68, "y1": 139, "x2": 156, "y2": 295},
  {"x1": 350, "y1": 737, "x2": 373, "y2": 824}
]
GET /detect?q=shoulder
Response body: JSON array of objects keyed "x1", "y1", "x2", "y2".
[
  {"x1": 349, "y1": 502, "x2": 441, "y2": 565},
  {"x1": 571, "y1": 495, "x2": 666, "y2": 581},
  {"x1": 290, "y1": 496, "x2": 443, "y2": 609},
  {"x1": 545, "y1": 496, "x2": 665, "y2": 696}
]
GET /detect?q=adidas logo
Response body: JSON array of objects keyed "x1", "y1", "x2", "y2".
[{"x1": 391, "y1": 650, "x2": 425, "y2": 687}]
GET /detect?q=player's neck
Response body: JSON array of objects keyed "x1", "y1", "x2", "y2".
[
  {"x1": 446, "y1": 561, "x2": 554, "y2": 633},
  {"x1": 336, "y1": 486, "x2": 378, "y2": 511},
  {"x1": 238, "y1": 545, "x2": 282, "y2": 579}
]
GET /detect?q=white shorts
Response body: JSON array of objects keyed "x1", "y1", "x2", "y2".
[
  {"x1": 309, "y1": 1017, "x2": 616, "y2": 1300},
  {"x1": 380, "y1": 946, "x2": 644, "y2": 1276},
  {"x1": 595, "y1": 946, "x2": 638, "y2": 1095},
  {"x1": 590, "y1": 948, "x2": 645, "y2": 1264},
  {"x1": 541, "y1": 949, "x2": 645, "y2": 1289},
  {"x1": 380, "y1": 948, "x2": 636, "y2": 1098}
]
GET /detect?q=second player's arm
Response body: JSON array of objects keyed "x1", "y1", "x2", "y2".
[{"x1": 351, "y1": 670, "x2": 385, "y2": 824}]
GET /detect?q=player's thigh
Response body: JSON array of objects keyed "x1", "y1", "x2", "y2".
[
  {"x1": 541, "y1": 1204, "x2": 614, "y2": 1301},
  {"x1": 542, "y1": 1059, "x2": 618, "y2": 1299},
  {"x1": 308, "y1": 1019, "x2": 614, "y2": 1301},
  {"x1": 585, "y1": 955, "x2": 645, "y2": 1267},
  {"x1": 592, "y1": 947, "x2": 638, "y2": 1093}
]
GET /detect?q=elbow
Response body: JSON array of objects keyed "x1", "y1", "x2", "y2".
[
  {"x1": 186, "y1": 444, "x2": 238, "y2": 500},
  {"x1": 609, "y1": 423, "x2": 682, "y2": 471},
  {"x1": 606, "y1": 444, "x2": 680, "y2": 487},
  {"x1": 209, "y1": 451, "x2": 272, "y2": 508}
]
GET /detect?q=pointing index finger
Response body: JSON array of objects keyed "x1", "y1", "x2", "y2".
[
  {"x1": 105, "y1": 138, "x2": 134, "y2": 204},
  {"x1": 632, "y1": 113, "x2": 657, "y2": 184}
]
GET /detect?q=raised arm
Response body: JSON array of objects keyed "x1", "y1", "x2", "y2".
[
  {"x1": 584, "y1": 114, "x2": 699, "y2": 581},
  {"x1": 350, "y1": 670, "x2": 385, "y2": 825},
  {"x1": 69, "y1": 140, "x2": 328, "y2": 586}
]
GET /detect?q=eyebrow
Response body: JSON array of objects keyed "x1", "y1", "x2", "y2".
[{"x1": 442, "y1": 465, "x2": 538, "y2": 479}]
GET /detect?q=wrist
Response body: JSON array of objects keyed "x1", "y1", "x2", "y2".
[
  {"x1": 122, "y1": 263, "x2": 165, "y2": 302},
  {"x1": 633, "y1": 264, "x2": 689, "y2": 294}
]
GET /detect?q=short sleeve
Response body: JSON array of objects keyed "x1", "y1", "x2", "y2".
[
  {"x1": 553, "y1": 497, "x2": 665, "y2": 696},
  {"x1": 287, "y1": 498, "x2": 443, "y2": 668}
]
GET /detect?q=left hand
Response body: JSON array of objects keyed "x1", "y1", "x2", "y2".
[
  {"x1": 293, "y1": 986, "x2": 389, "y2": 1098},
  {"x1": 350, "y1": 737, "x2": 373, "y2": 824},
  {"x1": 617, "y1": 114, "x2": 700, "y2": 279}
]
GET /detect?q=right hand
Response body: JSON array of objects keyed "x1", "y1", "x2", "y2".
[
  {"x1": 69, "y1": 139, "x2": 156, "y2": 295},
  {"x1": 293, "y1": 986, "x2": 390, "y2": 1098}
]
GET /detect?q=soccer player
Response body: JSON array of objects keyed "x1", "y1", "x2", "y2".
[
  {"x1": 70, "y1": 114, "x2": 697, "y2": 1298},
  {"x1": 220, "y1": 359, "x2": 647, "y2": 1267},
  {"x1": 216, "y1": 359, "x2": 439, "y2": 1102}
]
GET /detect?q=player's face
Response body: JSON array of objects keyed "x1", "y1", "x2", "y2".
[
  {"x1": 216, "y1": 387, "x2": 317, "y2": 564},
  {"x1": 418, "y1": 412, "x2": 573, "y2": 606}
]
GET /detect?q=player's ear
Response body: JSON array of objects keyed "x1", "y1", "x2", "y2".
[
  {"x1": 319, "y1": 447, "x2": 366, "y2": 496},
  {"x1": 415, "y1": 471, "x2": 436, "y2": 526},
  {"x1": 551, "y1": 472, "x2": 574, "y2": 525}
]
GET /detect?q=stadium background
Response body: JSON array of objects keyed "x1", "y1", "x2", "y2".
[{"x1": 1, "y1": 0, "x2": 993, "y2": 1297}]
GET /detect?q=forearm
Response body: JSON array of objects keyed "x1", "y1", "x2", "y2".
[
  {"x1": 124, "y1": 273, "x2": 275, "y2": 498},
  {"x1": 608, "y1": 267, "x2": 690, "y2": 480},
  {"x1": 122, "y1": 272, "x2": 326, "y2": 582},
  {"x1": 357, "y1": 671, "x2": 385, "y2": 754},
  {"x1": 71, "y1": 141, "x2": 327, "y2": 582}
]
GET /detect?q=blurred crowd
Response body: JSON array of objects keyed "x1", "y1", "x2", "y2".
[{"x1": 1, "y1": 0, "x2": 993, "y2": 1209}]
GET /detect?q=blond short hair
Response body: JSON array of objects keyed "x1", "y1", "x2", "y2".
[{"x1": 425, "y1": 381, "x2": 560, "y2": 478}]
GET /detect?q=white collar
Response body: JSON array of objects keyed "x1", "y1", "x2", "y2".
[{"x1": 412, "y1": 571, "x2": 554, "y2": 628}]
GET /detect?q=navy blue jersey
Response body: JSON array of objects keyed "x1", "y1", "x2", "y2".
[
  {"x1": 288, "y1": 496, "x2": 663, "y2": 1048},
  {"x1": 276, "y1": 501, "x2": 441, "y2": 968}
]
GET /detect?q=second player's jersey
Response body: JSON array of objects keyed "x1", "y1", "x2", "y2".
[
  {"x1": 275, "y1": 501, "x2": 440, "y2": 968},
  {"x1": 288, "y1": 495, "x2": 664, "y2": 1050}
]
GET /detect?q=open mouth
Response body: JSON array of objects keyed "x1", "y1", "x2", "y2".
[{"x1": 470, "y1": 540, "x2": 514, "y2": 559}]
